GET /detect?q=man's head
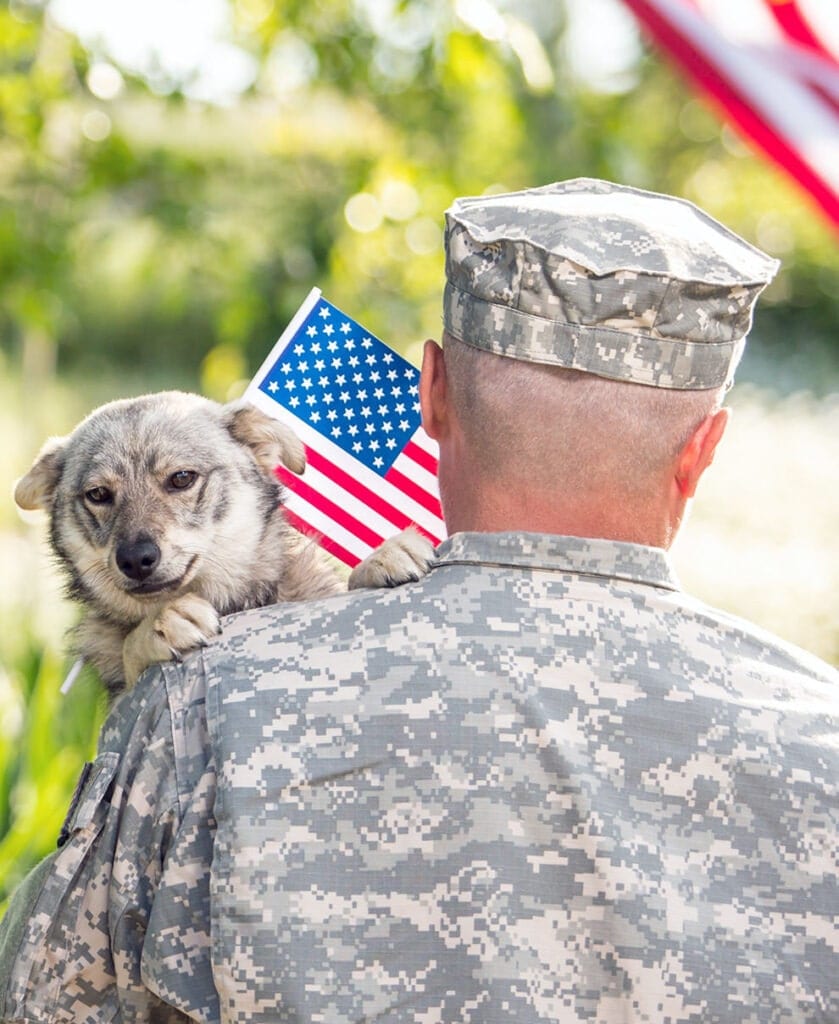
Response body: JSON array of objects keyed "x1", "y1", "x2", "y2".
[{"x1": 420, "y1": 179, "x2": 778, "y2": 547}]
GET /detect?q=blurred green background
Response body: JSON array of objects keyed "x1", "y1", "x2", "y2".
[{"x1": 1, "y1": 0, "x2": 837, "y2": 907}]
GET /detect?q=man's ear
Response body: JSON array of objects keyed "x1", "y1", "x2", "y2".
[
  {"x1": 419, "y1": 339, "x2": 448, "y2": 442},
  {"x1": 223, "y1": 402, "x2": 306, "y2": 477},
  {"x1": 14, "y1": 437, "x2": 67, "y2": 511},
  {"x1": 675, "y1": 408, "x2": 730, "y2": 499}
]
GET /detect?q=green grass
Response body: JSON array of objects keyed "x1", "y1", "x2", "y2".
[{"x1": 0, "y1": 638, "x2": 104, "y2": 911}]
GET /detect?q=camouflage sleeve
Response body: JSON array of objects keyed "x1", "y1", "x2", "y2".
[
  {"x1": 0, "y1": 660, "x2": 214, "y2": 1024},
  {"x1": 142, "y1": 661, "x2": 218, "y2": 1023}
]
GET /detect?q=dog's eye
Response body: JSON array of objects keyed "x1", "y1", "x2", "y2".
[
  {"x1": 84, "y1": 486, "x2": 113, "y2": 505},
  {"x1": 168, "y1": 470, "x2": 198, "y2": 491}
]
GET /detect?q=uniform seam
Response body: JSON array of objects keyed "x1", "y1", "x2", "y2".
[
  {"x1": 160, "y1": 658, "x2": 207, "y2": 822},
  {"x1": 431, "y1": 558, "x2": 680, "y2": 592}
]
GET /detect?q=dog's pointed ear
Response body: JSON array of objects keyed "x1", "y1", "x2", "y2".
[
  {"x1": 223, "y1": 402, "x2": 306, "y2": 476},
  {"x1": 14, "y1": 437, "x2": 67, "y2": 511}
]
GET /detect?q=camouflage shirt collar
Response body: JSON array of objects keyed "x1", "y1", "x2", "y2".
[{"x1": 433, "y1": 531, "x2": 681, "y2": 591}]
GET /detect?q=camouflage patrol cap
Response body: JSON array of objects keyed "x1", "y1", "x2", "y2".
[{"x1": 443, "y1": 178, "x2": 780, "y2": 389}]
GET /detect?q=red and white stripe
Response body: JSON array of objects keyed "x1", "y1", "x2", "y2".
[
  {"x1": 620, "y1": 0, "x2": 839, "y2": 231},
  {"x1": 247, "y1": 386, "x2": 444, "y2": 567},
  {"x1": 762, "y1": 0, "x2": 838, "y2": 67}
]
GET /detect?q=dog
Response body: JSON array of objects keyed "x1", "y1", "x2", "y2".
[{"x1": 14, "y1": 391, "x2": 435, "y2": 696}]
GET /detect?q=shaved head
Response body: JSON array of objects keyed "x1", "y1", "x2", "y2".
[{"x1": 440, "y1": 331, "x2": 725, "y2": 535}]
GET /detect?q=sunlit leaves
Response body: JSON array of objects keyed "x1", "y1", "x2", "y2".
[{"x1": 0, "y1": 0, "x2": 835, "y2": 387}]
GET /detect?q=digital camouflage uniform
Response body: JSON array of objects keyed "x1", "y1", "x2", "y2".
[
  {"x1": 2, "y1": 180, "x2": 837, "y2": 1022},
  {"x1": 2, "y1": 534, "x2": 837, "y2": 1022}
]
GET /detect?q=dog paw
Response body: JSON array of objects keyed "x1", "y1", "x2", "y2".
[
  {"x1": 348, "y1": 527, "x2": 436, "y2": 590},
  {"x1": 122, "y1": 593, "x2": 221, "y2": 686}
]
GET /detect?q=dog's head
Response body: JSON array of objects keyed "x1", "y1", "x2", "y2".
[{"x1": 15, "y1": 392, "x2": 305, "y2": 624}]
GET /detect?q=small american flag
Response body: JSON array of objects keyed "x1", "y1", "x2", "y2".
[{"x1": 245, "y1": 288, "x2": 446, "y2": 567}]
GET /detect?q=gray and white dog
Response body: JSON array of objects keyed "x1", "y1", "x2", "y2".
[{"x1": 15, "y1": 391, "x2": 434, "y2": 695}]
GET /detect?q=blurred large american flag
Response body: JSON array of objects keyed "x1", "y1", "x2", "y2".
[
  {"x1": 245, "y1": 288, "x2": 445, "y2": 567},
  {"x1": 621, "y1": 0, "x2": 839, "y2": 232}
]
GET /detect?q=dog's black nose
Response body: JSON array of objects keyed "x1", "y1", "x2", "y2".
[{"x1": 116, "y1": 538, "x2": 161, "y2": 581}]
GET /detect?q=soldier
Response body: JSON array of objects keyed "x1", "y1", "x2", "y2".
[{"x1": 2, "y1": 178, "x2": 837, "y2": 1023}]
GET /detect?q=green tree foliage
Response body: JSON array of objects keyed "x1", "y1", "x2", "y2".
[{"x1": 0, "y1": 0, "x2": 836, "y2": 398}]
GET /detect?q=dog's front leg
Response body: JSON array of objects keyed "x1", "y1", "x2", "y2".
[
  {"x1": 348, "y1": 527, "x2": 436, "y2": 590},
  {"x1": 122, "y1": 594, "x2": 222, "y2": 687}
]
